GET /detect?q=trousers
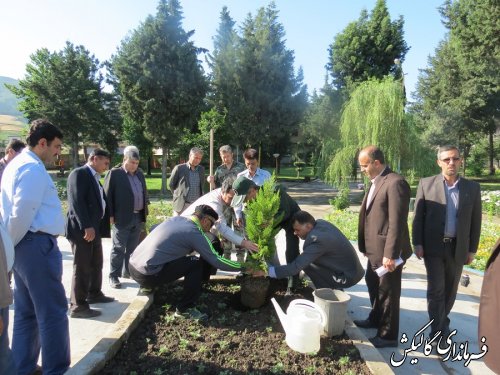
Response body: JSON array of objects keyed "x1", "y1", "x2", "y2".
[
  {"x1": 424, "y1": 242, "x2": 462, "y2": 335},
  {"x1": 130, "y1": 256, "x2": 203, "y2": 310},
  {"x1": 110, "y1": 213, "x2": 143, "y2": 278},
  {"x1": 12, "y1": 232, "x2": 70, "y2": 375},
  {"x1": 365, "y1": 259, "x2": 403, "y2": 340},
  {"x1": 69, "y1": 236, "x2": 104, "y2": 311},
  {"x1": 0, "y1": 306, "x2": 16, "y2": 374}
]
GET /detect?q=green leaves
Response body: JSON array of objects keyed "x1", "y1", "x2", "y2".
[
  {"x1": 327, "y1": 0, "x2": 409, "y2": 90},
  {"x1": 244, "y1": 175, "x2": 283, "y2": 271},
  {"x1": 7, "y1": 42, "x2": 111, "y2": 167}
]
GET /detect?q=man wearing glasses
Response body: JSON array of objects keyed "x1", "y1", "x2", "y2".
[
  {"x1": 128, "y1": 205, "x2": 246, "y2": 320},
  {"x1": 412, "y1": 145, "x2": 481, "y2": 349}
]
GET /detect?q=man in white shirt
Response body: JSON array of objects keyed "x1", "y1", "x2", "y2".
[
  {"x1": 181, "y1": 178, "x2": 258, "y2": 253},
  {"x1": 0, "y1": 119, "x2": 70, "y2": 375}
]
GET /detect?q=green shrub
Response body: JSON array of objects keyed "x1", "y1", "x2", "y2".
[
  {"x1": 326, "y1": 210, "x2": 358, "y2": 240},
  {"x1": 329, "y1": 186, "x2": 350, "y2": 210},
  {"x1": 481, "y1": 190, "x2": 500, "y2": 217},
  {"x1": 54, "y1": 179, "x2": 67, "y2": 200},
  {"x1": 469, "y1": 220, "x2": 500, "y2": 271},
  {"x1": 146, "y1": 201, "x2": 173, "y2": 232}
]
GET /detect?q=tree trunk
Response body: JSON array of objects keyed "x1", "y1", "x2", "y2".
[
  {"x1": 488, "y1": 128, "x2": 495, "y2": 175},
  {"x1": 147, "y1": 155, "x2": 152, "y2": 176},
  {"x1": 72, "y1": 140, "x2": 79, "y2": 169},
  {"x1": 161, "y1": 147, "x2": 168, "y2": 195}
]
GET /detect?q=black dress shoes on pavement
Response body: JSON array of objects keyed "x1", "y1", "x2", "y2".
[
  {"x1": 70, "y1": 308, "x2": 101, "y2": 319},
  {"x1": 353, "y1": 319, "x2": 378, "y2": 328},
  {"x1": 369, "y1": 336, "x2": 398, "y2": 348},
  {"x1": 87, "y1": 294, "x2": 115, "y2": 304},
  {"x1": 109, "y1": 276, "x2": 122, "y2": 289}
]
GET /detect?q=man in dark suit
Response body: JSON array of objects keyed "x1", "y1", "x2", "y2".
[
  {"x1": 354, "y1": 145, "x2": 412, "y2": 348},
  {"x1": 66, "y1": 148, "x2": 114, "y2": 319},
  {"x1": 104, "y1": 146, "x2": 149, "y2": 289},
  {"x1": 169, "y1": 147, "x2": 205, "y2": 215},
  {"x1": 413, "y1": 145, "x2": 481, "y2": 343}
]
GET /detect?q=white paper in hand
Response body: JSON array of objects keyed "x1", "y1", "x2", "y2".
[{"x1": 376, "y1": 257, "x2": 404, "y2": 277}]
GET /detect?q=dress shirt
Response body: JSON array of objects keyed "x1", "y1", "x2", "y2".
[
  {"x1": 366, "y1": 167, "x2": 387, "y2": 209},
  {"x1": 87, "y1": 164, "x2": 106, "y2": 216},
  {"x1": 443, "y1": 177, "x2": 459, "y2": 238},
  {"x1": 0, "y1": 149, "x2": 65, "y2": 245},
  {"x1": 124, "y1": 168, "x2": 144, "y2": 212},
  {"x1": 235, "y1": 167, "x2": 272, "y2": 219},
  {"x1": 186, "y1": 163, "x2": 202, "y2": 203},
  {"x1": 237, "y1": 167, "x2": 271, "y2": 186},
  {"x1": 181, "y1": 188, "x2": 245, "y2": 246}
]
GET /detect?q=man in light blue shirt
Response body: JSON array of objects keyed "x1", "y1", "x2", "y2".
[
  {"x1": 0, "y1": 119, "x2": 70, "y2": 375},
  {"x1": 236, "y1": 148, "x2": 271, "y2": 187}
]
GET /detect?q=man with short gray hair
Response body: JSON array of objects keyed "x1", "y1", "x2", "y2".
[
  {"x1": 169, "y1": 147, "x2": 205, "y2": 215},
  {"x1": 413, "y1": 145, "x2": 481, "y2": 348},
  {"x1": 206, "y1": 145, "x2": 245, "y2": 260},
  {"x1": 104, "y1": 145, "x2": 149, "y2": 289}
]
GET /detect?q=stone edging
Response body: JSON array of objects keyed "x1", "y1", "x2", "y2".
[
  {"x1": 66, "y1": 294, "x2": 154, "y2": 375},
  {"x1": 345, "y1": 317, "x2": 395, "y2": 375}
]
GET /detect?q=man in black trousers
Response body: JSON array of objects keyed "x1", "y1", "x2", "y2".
[{"x1": 66, "y1": 148, "x2": 114, "y2": 318}]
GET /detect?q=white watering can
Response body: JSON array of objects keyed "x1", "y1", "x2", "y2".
[{"x1": 271, "y1": 297, "x2": 326, "y2": 353}]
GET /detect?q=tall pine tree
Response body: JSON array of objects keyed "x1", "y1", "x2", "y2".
[{"x1": 112, "y1": 0, "x2": 207, "y2": 193}]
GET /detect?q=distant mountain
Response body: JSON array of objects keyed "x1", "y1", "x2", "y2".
[{"x1": 0, "y1": 76, "x2": 23, "y2": 117}]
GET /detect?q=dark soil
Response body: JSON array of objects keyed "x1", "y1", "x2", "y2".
[{"x1": 100, "y1": 277, "x2": 370, "y2": 375}]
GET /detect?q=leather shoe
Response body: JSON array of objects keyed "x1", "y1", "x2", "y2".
[
  {"x1": 87, "y1": 294, "x2": 115, "y2": 304},
  {"x1": 70, "y1": 308, "x2": 101, "y2": 319},
  {"x1": 109, "y1": 276, "x2": 121, "y2": 289},
  {"x1": 353, "y1": 319, "x2": 378, "y2": 328},
  {"x1": 369, "y1": 336, "x2": 398, "y2": 348}
]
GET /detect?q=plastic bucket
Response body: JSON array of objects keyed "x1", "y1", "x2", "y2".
[{"x1": 313, "y1": 288, "x2": 350, "y2": 337}]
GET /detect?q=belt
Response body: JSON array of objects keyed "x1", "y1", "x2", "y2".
[
  {"x1": 33, "y1": 231, "x2": 58, "y2": 238},
  {"x1": 443, "y1": 237, "x2": 456, "y2": 243}
]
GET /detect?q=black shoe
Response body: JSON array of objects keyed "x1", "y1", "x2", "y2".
[
  {"x1": 121, "y1": 271, "x2": 131, "y2": 279},
  {"x1": 70, "y1": 308, "x2": 101, "y2": 319},
  {"x1": 369, "y1": 336, "x2": 398, "y2": 348},
  {"x1": 109, "y1": 276, "x2": 121, "y2": 289},
  {"x1": 138, "y1": 286, "x2": 154, "y2": 296},
  {"x1": 87, "y1": 294, "x2": 115, "y2": 304},
  {"x1": 353, "y1": 319, "x2": 378, "y2": 328}
]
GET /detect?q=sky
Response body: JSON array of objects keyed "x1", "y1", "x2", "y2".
[{"x1": 0, "y1": 0, "x2": 447, "y2": 98}]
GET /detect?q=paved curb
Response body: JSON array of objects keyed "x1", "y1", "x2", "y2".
[
  {"x1": 66, "y1": 294, "x2": 154, "y2": 374},
  {"x1": 345, "y1": 317, "x2": 395, "y2": 375}
]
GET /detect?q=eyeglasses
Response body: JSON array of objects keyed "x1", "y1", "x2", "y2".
[{"x1": 440, "y1": 157, "x2": 460, "y2": 163}]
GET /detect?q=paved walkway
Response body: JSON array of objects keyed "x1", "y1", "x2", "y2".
[{"x1": 7, "y1": 179, "x2": 493, "y2": 374}]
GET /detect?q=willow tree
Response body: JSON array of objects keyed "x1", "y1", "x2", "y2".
[{"x1": 327, "y1": 77, "x2": 406, "y2": 185}]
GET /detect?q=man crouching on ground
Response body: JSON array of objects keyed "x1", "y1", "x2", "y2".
[{"x1": 129, "y1": 205, "x2": 248, "y2": 320}]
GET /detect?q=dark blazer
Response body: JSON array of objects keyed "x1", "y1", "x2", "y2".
[
  {"x1": 358, "y1": 168, "x2": 412, "y2": 265},
  {"x1": 103, "y1": 166, "x2": 149, "y2": 225},
  {"x1": 412, "y1": 175, "x2": 481, "y2": 264},
  {"x1": 66, "y1": 165, "x2": 110, "y2": 241},
  {"x1": 169, "y1": 163, "x2": 205, "y2": 212}
]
